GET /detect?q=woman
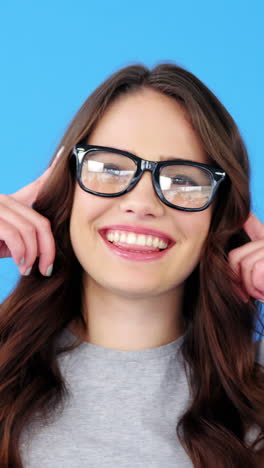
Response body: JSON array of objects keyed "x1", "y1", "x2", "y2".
[{"x1": 0, "y1": 63, "x2": 263, "y2": 467}]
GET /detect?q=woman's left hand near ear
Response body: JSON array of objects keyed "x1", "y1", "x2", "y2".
[{"x1": 228, "y1": 211, "x2": 264, "y2": 303}]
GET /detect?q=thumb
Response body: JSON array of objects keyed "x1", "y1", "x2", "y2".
[{"x1": 10, "y1": 146, "x2": 64, "y2": 207}]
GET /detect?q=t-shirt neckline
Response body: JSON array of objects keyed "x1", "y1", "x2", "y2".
[{"x1": 61, "y1": 327, "x2": 185, "y2": 362}]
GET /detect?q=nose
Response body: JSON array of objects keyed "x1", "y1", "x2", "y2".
[{"x1": 118, "y1": 169, "x2": 165, "y2": 218}]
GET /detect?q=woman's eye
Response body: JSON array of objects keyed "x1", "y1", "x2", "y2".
[
  {"x1": 104, "y1": 165, "x2": 120, "y2": 175},
  {"x1": 172, "y1": 176, "x2": 197, "y2": 185},
  {"x1": 104, "y1": 165, "x2": 120, "y2": 173}
]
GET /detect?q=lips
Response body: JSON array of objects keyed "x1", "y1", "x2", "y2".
[
  {"x1": 98, "y1": 224, "x2": 175, "y2": 246},
  {"x1": 101, "y1": 235, "x2": 173, "y2": 262}
]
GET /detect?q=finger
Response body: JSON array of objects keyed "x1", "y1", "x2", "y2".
[
  {"x1": 238, "y1": 247, "x2": 264, "y2": 299},
  {"x1": 10, "y1": 146, "x2": 65, "y2": 206},
  {"x1": 0, "y1": 195, "x2": 56, "y2": 276},
  {"x1": 0, "y1": 199, "x2": 40, "y2": 274},
  {"x1": 40, "y1": 145, "x2": 64, "y2": 175},
  {"x1": 53, "y1": 145, "x2": 65, "y2": 162},
  {"x1": 0, "y1": 218, "x2": 26, "y2": 266},
  {"x1": 251, "y1": 259, "x2": 264, "y2": 295},
  {"x1": 228, "y1": 239, "x2": 264, "y2": 278},
  {"x1": 243, "y1": 212, "x2": 264, "y2": 241}
]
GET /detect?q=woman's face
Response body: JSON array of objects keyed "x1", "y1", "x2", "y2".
[{"x1": 69, "y1": 88, "x2": 213, "y2": 299}]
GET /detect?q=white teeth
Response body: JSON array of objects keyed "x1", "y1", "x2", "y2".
[
  {"x1": 137, "y1": 234, "x2": 146, "y2": 246},
  {"x1": 126, "y1": 233, "x2": 137, "y2": 244},
  {"x1": 120, "y1": 233, "x2": 126, "y2": 242},
  {"x1": 153, "y1": 237, "x2": 160, "y2": 248},
  {"x1": 105, "y1": 231, "x2": 169, "y2": 249},
  {"x1": 146, "y1": 236, "x2": 153, "y2": 246},
  {"x1": 113, "y1": 232, "x2": 120, "y2": 242},
  {"x1": 158, "y1": 239, "x2": 166, "y2": 249}
]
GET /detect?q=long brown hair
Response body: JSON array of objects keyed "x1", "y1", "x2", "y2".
[{"x1": 0, "y1": 63, "x2": 263, "y2": 467}]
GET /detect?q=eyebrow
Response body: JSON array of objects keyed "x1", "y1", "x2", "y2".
[
  {"x1": 130, "y1": 149, "x2": 197, "y2": 163},
  {"x1": 158, "y1": 153, "x2": 212, "y2": 165},
  {"x1": 127, "y1": 148, "x2": 201, "y2": 163},
  {"x1": 156, "y1": 153, "x2": 205, "y2": 164},
  {"x1": 158, "y1": 154, "x2": 188, "y2": 161},
  {"x1": 91, "y1": 144, "x2": 208, "y2": 164}
]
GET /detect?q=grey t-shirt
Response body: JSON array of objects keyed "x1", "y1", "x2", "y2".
[{"x1": 19, "y1": 328, "x2": 264, "y2": 467}]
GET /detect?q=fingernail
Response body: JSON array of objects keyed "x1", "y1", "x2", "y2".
[
  {"x1": 45, "y1": 264, "x2": 53, "y2": 277},
  {"x1": 19, "y1": 257, "x2": 25, "y2": 266},
  {"x1": 24, "y1": 266, "x2": 32, "y2": 276}
]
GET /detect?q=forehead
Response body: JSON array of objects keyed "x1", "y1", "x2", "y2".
[{"x1": 87, "y1": 88, "x2": 210, "y2": 165}]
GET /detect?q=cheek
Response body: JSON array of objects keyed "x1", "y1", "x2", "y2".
[
  {"x1": 185, "y1": 211, "x2": 211, "y2": 240},
  {"x1": 180, "y1": 219, "x2": 210, "y2": 285},
  {"x1": 174, "y1": 209, "x2": 212, "y2": 268},
  {"x1": 70, "y1": 185, "x2": 111, "y2": 225},
  {"x1": 174, "y1": 203, "x2": 212, "y2": 236},
  {"x1": 69, "y1": 190, "x2": 105, "y2": 268},
  {"x1": 192, "y1": 214, "x2": 212, "y2": 262},
  {"x1": 69, "y1": 186, "x2": 115, "y2": 257}
]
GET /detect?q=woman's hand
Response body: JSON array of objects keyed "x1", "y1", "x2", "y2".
[
  {"x1": 228, "y1": 212, "x2": 264, "y2": 303},
  {"x1": 0, "y1": 147, "x2": 63, "y2": 277}
]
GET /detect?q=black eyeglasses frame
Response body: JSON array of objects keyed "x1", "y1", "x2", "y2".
[{"x1": 70, "y1": 143, "x2": 227, "y2": 212}]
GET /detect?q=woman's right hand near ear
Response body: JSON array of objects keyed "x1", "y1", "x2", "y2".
[{"x1": 0, "y1": 152, "x2": 61, "y2": 277}]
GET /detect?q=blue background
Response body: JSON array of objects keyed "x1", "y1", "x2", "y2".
[{"x1": 0, "y1": 1, "x2": 263, "y2": 336}]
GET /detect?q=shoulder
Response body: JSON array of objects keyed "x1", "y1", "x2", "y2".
[{"x1": 254, "y1": 338, "x2": 264, "y2": 366}]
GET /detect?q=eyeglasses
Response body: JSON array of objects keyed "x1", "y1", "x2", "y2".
[{"x1": 71, "y1": 143, "x2": 227, "y2": 212}]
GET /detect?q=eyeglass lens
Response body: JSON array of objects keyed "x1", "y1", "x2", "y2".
[{"x1": 80, "y1": 150, "x2": 213, "y2": 209}]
